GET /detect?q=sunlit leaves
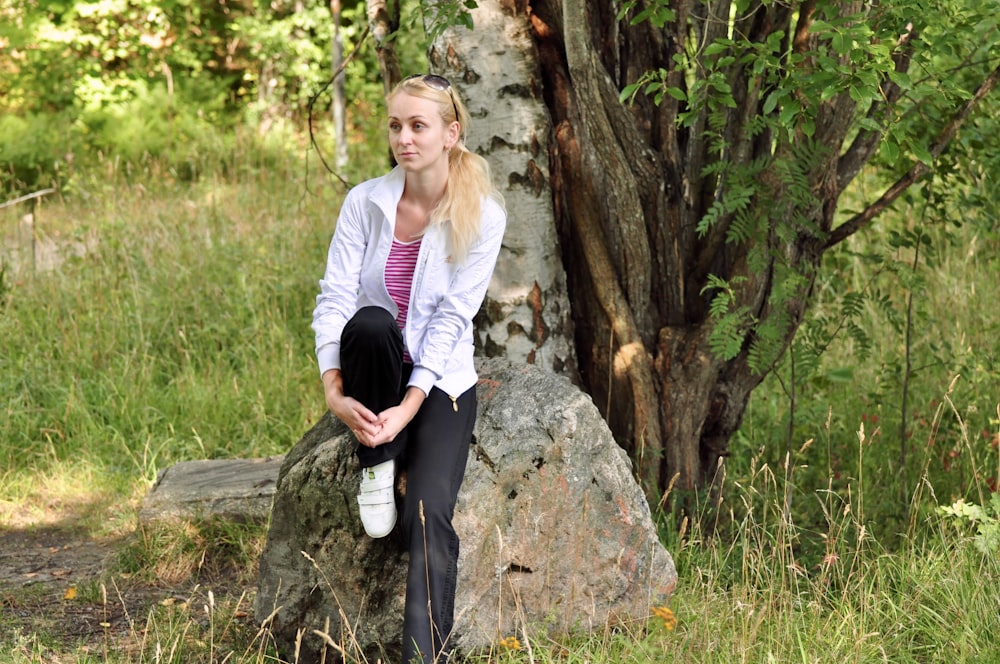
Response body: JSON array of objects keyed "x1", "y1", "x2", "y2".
[
  {"x1": 939, "y1": 495, "x2": 1000, "y2": 555},
  {"x1": 1, "y1": 0, "x2": 402, "y2": 190},
  {"x1": 421, "y1": 0, "x2": 478, "y2": 41}
]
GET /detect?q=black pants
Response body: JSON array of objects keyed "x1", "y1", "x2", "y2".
[{"x1": 341, "y1": 306, "x2": 475, "y2": 663}]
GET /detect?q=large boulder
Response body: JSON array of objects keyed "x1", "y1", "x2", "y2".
[{"x1": 254, "y1": 359, "x2": 676, "y2": 663}]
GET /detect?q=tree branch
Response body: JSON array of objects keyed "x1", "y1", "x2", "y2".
[
  {"x1": 824, "y1": 60, "x2": 1000, "y2": 250},
  {"x1": 307, "y1": 25, "x2": 370, "y2": 189},
  {"x1": 836, "y1": 22, "x2": 916, "y2": 192}
]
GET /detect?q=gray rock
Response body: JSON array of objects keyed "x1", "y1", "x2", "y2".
[
  {"x1": 254, "y1": 359, "x2": 676, "y2": 663},
  {"x1": 139, "y1": 457, "x2": 283, "y2": 524}
]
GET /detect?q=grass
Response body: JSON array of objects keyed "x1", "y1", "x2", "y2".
[
  {"x1": 2, "y1": 150, "x2": 1000, "y2": 662},
  {"x1": 1, "y1": 149, "x2": 344, "y2": 501},
  {"x1": 656, "y1": 462, "x2": 1000, "y2": 663}
]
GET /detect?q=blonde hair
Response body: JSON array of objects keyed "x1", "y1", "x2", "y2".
[{"x1": 389, "y1": 76, "x2": 504, "y2": 262}]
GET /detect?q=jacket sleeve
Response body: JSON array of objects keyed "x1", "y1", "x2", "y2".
[
  {"x1": 408, "y1": 198, "x2": 507, "y2": 395},
  {"x1": 312, "y1": 187, "x2": 370, "y2": 376}
]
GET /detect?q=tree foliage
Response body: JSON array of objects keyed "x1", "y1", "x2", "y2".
[
  {"x1": 0, "y1": 0, "x2": 391, "y2": 191},
  {"x1": 497, "y1": 0, "x2": 1000, "y2": 499}
]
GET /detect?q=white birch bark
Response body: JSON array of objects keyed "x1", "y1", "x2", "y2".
[
  {"x1": 427, "y1": 0, "x2": 576, "y2": 376},
  {"x1": 331, "y1": 0, "x2": 348, "y2": 169}
]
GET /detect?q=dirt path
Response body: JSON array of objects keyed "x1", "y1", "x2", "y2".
[
  {"x1": 0, "y1": 524, "x2": 132, "y2": 649},
  {"x1": 0, "y1": 526, "x2": 116, "y2": 589},
  {"x1": 0, "y1": 504, "x2": 255, "y2": 657}
]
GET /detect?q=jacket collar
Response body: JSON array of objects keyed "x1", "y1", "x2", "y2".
[{"x1": 368, "y1": 166, "x2": 406, "y2": 227}]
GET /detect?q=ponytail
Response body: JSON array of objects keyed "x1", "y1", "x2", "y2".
[{"x1": 433, "y1": 145, "x2": 502, "y2": 262}]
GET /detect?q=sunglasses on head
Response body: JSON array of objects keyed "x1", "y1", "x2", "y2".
[{"x1": 404, "y1": 73, "x2": 460, "y2": 122}]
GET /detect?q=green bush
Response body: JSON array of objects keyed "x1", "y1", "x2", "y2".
[{"x1": 0, "y1": 112, "x2": 75, "y2": 191}]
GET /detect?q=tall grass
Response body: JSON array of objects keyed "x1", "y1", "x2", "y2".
[
  {"x1": 652, "y1": 448, "x2": 1000, "y2": 662},
  {"x1": 1, "y1": 140, "x2": 360, "y2": 512}
]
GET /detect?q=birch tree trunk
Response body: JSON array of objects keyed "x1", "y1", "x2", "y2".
[
  {"x1": 429, "y1": 2, "x2": 577, "y2": 378},
  {"x1": 330, "y1": 0, "x2": 348, "y2": 169}
]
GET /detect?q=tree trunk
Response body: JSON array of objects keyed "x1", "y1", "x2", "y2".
[
  {"x1": 367, "y1": 0, "x2": 401, "y2": 96},
  {"x1": 428, "y1": 1, "x2": 577, "y2": 378},
  {"x1": 424, "y1": 0, "x2": 993, "y2": 504},
  {"x1": 330, "y1": 0, "x2": 348, "y2": 169},
  {"x1": 425, "y1": 0, "x2": 773, "y2": 500}
]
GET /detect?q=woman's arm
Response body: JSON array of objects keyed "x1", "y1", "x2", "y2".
[
  {"x1": 312, "y1": 188, "x2": 371, "y2": 377},
  {"x1": 322, "y1": 368, "x2": 388, "y2": 447},
  {"x1": 407, "y1": 200, "x2": 507, "y2": 395},
  {"x1": 368, "y1": 386, "x2": 427, "y2": 447}
]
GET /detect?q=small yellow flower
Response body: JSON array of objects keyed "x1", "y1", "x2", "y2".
[
  {"x1": 652, "y1": 605, "x2": 677, "y2": 631},
  {"x1": 498, "y1": 636, "x2": 522, "y2": 650}
]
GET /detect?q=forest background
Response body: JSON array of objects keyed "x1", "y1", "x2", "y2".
[{"x1": 2, "y1": 0, "x2": 1000, "y2": 662}]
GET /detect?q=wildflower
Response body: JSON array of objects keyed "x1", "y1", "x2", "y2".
[
  {"x1": 651, "y1": 605, "x2": 677, "y2": 631},
  {"x1": 498, "y1": 636, "x2": 522, "y2": 651}
]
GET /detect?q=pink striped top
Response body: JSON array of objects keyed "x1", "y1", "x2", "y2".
[{"x1": 385, "y1": 237, "x2": 422, "y2": 362}]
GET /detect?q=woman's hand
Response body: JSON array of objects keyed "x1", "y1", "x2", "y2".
[
  {"x1": 322, "y1": 369, "x2": 383, "y2": 446},
  {"x1": 369, "y1": 386, "x2": 427, "y2": 447}
]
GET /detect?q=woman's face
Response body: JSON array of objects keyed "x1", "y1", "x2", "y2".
[{"x1": 387, "y1": 91, "x2": 457, "y2": 174}]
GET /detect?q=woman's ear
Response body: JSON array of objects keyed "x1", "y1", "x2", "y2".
[{"x1": 445, "y1": 120, "x2": 461, "y2": 150}]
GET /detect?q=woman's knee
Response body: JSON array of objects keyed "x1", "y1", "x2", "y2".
[
  {"x1": 344, "y1": 306, "x2": 397, "y2": 336},
  {"x1": 342, "y1": 307, "x2": 401, "y2": 355}
]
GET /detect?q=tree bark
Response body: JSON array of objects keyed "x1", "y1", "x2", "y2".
[
  {"x1": 428, "y1": 0, "x2": 577, "y2": 378},
  {"x1": 425, "y1": 0, "x2": 997, "y2": 505},
  {"x1": 367, "y1": 0, "x2": 401, "y2": 96}
]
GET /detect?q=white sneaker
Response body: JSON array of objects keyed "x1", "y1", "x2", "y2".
[{"x1": 357, "y1": 459, "x2": 396, "y2": 538}]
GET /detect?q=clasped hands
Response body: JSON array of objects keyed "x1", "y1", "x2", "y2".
[{"x1": 322, "y1": 369, "x2": 425, "y2": 448}]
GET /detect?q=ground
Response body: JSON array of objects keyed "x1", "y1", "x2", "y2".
[
  {"x1": 0, "y1": 498, "x2": 260, "y2": 660},
  {"x1": 0, "y1": 520, "x2": 129, "y2": 649}
]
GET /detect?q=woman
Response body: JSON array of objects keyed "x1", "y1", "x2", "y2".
[{"x1": 311, "y1": 74, "x2": 506, "y2": 663}]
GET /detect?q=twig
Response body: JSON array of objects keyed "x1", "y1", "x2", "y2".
[
  {"x1": 306, "y1": 25, "x2": 371, "y2": 190},
  {"x1": 419, "y1": 500, "x2": 436, "y2": 661},
  {"x1": 0, "y1": 188, "x2": 55, "y2": 210}
]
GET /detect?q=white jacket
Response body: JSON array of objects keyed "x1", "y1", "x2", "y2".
[{"x1": 312, "y1": 166, "x2": 506, "y2": 399}]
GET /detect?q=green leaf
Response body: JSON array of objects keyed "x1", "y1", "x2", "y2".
[
  {"x1": 882, "y1": 138, "x2": 899, "y2": 163},
  {"x1": 704, "y1": 41, "x2": 730, "y2": 56},
  {"x1": 664, "y1": 86, "x2": 687, "y2": 101},
  {"x1": 779, "y1": 102, "x2": 798, "y2": 126},
  {"x1": 762, "y1": 91, "x2": 779, "y2": 115},
  {"x1": 888, "y1": 70, "x2": 912, "y2": 88},
  {"x1": 911, "y1": 142, "x2": 934, "y2": 165},
  {"x1": 832, "y1": 32, "x2": 848, "y2": 54},
  {"x1": 710, "y1": 79, "x2": 732, "y2": 95},
  {"x1": 826, "y1": 366, "x2": 855, "y2": 383},
  {"x1": 619, "y1": 82, "x2": 642, "y2": 104}
]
